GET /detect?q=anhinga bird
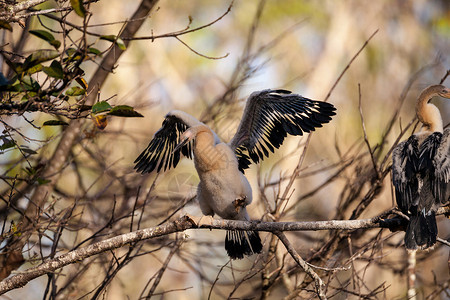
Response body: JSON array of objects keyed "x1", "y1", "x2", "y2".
[
  {"x1": 392, "y1": 84, "x2": 450, "y2": 250},
  {"x1": 135, "y1": 89, "x2": 336, "y2": 259}
]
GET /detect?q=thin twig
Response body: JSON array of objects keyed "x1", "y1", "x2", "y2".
[
  {"x1": 125, "y1": 1, "x2": 234, "y2": 41},
  {"x1": 275, "y1": 231, "x2": 327, "y2": 300},
  {"x1": 174, "y1": 36, "x2": 229, "y2": 60},
  {"x1": 358, "y1": 83, "x2": 379, "y2": 176},
  {"x1": 324, "y1": 29, "x2": 378, "y2": 102}
]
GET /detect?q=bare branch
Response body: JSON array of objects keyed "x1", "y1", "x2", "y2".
[
  {"x1": 275, "y1": 231, "x2": 326, "y2": 299},
  {"x1": 174, "y1": 36, "x2": 229, "y2": 60},
  {"x1": 124, "y1": 1, "x2": 234, "y2": 41},
  {"x1": 3, "y1": 206, "x2": 449, "y2": 295},
  {"x1": 358, "y1": 83, "x2": 379, "y2": 176}
]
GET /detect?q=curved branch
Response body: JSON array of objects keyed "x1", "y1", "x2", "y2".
[{"x1": 124, "y1": 1, "x2": 234, "y2": 41}]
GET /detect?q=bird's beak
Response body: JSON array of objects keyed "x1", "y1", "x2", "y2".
[
  {"x1": 439, "y1": 88, "x2": 450, "y2": 99},
  {"x1": 172, "y1": 136, "x2": 189, "y2": 154}
]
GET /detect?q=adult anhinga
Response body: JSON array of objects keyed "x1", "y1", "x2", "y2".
[
  {"x1": 135, "y1": 89, "x2": 336, "y2": 259},
  {"x1": 392, "y1": 84, "x2": 450, "y2": 250}
]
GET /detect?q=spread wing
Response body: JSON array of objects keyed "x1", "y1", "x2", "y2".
[
  {"x1": 134, "y1": 111, "x2": 197, "y2": 174},
  {"x1": 229, "y1": 89, "x2": 336, "y2": 172},
  {"x1": 392, "y1": 135, "x2": 420, "y2": 213},
  {"x1": 420, "y1": 129, "x2": 450, "y2": 204}
]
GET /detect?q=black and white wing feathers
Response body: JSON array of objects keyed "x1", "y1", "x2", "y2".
[
  {"x1": 134, "y1": 111, "x2": 196, "y2": 174},
  {"x1": 392, "y1": 135, "x2": 420, "y2": 213},
  {"x1": 229, "y1": 89, "x2": 336, "y2": 172},
  {"x1": 420, "y1": 128, "x2": 450, "y2": 204}
]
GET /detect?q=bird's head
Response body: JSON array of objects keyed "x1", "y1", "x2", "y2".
[
  {"x1": 172, "y1": 124, "x2": 212, "y2": 154},
  {"x1": 437, "y1": 85, "x2": 450, "y2": 99},
  {"x1": 173, "y1": 129, "x2": 195, "y2": 153}
]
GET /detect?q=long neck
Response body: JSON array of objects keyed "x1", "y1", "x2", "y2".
[
  {"x1": 192, "y1": 126, "x2": 222, "y2": 172},
  {"x1": 194, "y1": 129, "x2": 215, "y2": 155},
  {"x1": 416, "y1": 88, "x2": 444, "y2": 133}
]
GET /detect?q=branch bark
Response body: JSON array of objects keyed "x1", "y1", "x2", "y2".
[
  {"x1": 3, "y1": 209, "x2": 444, "y2": 295},
  {"x1": 0, "y1": 0, "x2": 48, "y2": 21}
]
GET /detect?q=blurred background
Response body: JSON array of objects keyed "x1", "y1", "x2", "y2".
[{"x1": 1, "y1": 0, "x2": 449, "y2": 299}]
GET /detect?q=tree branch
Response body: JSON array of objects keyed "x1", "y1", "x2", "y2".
[
  {"x1": 0, "y1": 0, "x2": 160, "y2": 281},
  {"x1": 275, "y1": 231, "x2": 326, "y2": 300},
  {"x1": 3, "y1": 207, "x2": 449, "y2": 295}
]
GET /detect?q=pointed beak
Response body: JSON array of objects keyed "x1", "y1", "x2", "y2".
[
  {"x1": 439, "y1": 88, "x2": 450, "y2": 99},
  {"x1": 172, "y1": 136, "x2": 189, "y2": 154}
]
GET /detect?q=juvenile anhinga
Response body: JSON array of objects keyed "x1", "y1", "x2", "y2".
[
  {"x1": 392, "y1": 84, "x2": 450, "y2": 250},
  {"x1": 135, "y1": 89, "x2": 336, "y2": 259}
]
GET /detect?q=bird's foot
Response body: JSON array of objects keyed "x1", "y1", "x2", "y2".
[
  {"x1": 185, "y1": 214, "x2": 214, "y2": 227},
  {"x1": 233, "y1": 196, "x2": 247, "y2": 213}
]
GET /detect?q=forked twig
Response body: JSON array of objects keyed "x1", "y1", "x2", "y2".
[{"x1": 274, "y1": 231, "x2": 326, "y2": 299}]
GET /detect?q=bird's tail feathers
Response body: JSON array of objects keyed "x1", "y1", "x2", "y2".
[
  {"x1": 225, "y1": 230, "x2": 262, "y2": 259},
  {"x1": 405, "y1": 211, "x2": 437, "y2": 250}
]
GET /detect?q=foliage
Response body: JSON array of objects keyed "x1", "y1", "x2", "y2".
[{"x1": 0, "y1": 0, "x2": 449, "y2": 299}]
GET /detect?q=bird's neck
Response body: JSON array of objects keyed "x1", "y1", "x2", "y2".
[
  {"x1": 417, "y1": 102, "x2": 443, "y2": 133},
  {"x1": 194, "y1": 131, "x2": 215, "y2": 153},
  {"x1": 194, "y1": 131, "x2": 222, "y2": 172}
]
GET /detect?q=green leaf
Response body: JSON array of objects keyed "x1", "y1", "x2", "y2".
[
  {"x1": 19, "y1": 146, "x2": 37, "y2": 155},
  {"x1": 108, "y1": 105, "x2": 144, "y2": 117},
  {"x1": 65, "y1": 48, "x2": 79, "y2": 58},
  {"x1": 0, "y1": 138, "x2": 15, "y2": 151},
  {"x1": 100, "y1": 35, "x2": 116, "y2": 42},
  {"x1": 27, "y1": 63, "x2": 43, "y2": 75},
  {"x1": 50, "y1": 40, "x2": 61, "y2": 49},
  {"x1": 0, "y1": 21, "x2": 12, "y2": 31},
  {"x1": 64, "y1": 48, "x2": 85, "y2": 63},
  {"x1": 30, "y1": 50, "x2": 59, "y2": 63},
  {"x1": 43, "y1": 120, "x2": 69, "y2": 126},
  {"x1": 24, "y1": 50, "x2": 59, "y2": 70},
  {"x1": 20, "y1": 91, "x2": 38, "y2": 101},
  {"x1": 29, "y1": 30, "x2": 61, "y2": 49},
  {"x1": 91, "y1": 101, "x2": 112, "y2": 114},
  {"x1": 43, "y1": 60, "x2": 64, "y2": 79},
  {"x1": 100, "y1": 35, "x2": 126, "y2": 50},
  {"x1": 70, "y1": 0, "x2": 86, "y2": 17},
  {"x1": 88, "y1": 47, "x2": 102, "y2": 57},
  {"x1": 24, "y1": 166, "x2": 36, "y2": 176},
  {"x1": 12, "y1": 75, "x2": 40, "y2": 92},
  {"x1": 37, "y1": 178, "x2": 51, "y2": 185},
  {"x1": 29, "y1": 30, "x2": 54, "y2": 42},
  {"x1": 65, "y1": 86, "x2": 86, "y2": 96}
]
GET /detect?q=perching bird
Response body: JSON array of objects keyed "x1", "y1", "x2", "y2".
[
  {"x1": 392, "y1": 84, "x2": 450, "y2": 250},
  {"x1": 135, "y1": 89, "x2": 336, "y2": 259}
]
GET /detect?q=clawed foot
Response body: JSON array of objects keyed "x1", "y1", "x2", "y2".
[
  {"x1": 185, "y1": 214, "x2": 214, "y2": 227},
  {"x1": 233, "y1": 196, "x2": 247, "y2": 213}
]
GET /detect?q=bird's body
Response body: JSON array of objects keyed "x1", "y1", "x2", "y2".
[
  {"x1": 392, "y1": 85, "x2": 450, "y2": 250},
  {"x1": 187, "y1": 124, "x2": 253, "y2": 221},
  {"x1": 196, "y1": 152, "x2": 252, "y2": 221},
  {"x1": 135, "y1": 89, "x2": 336, "y2": 259}
]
